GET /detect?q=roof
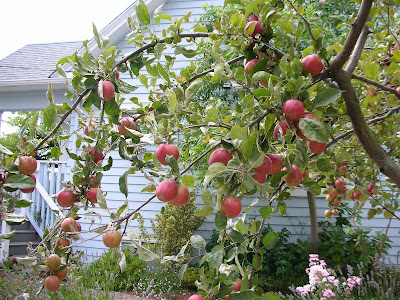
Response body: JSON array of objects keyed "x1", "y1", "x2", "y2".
[{"x1": 0, "y1": 42, "x2": 82, "y2": 81}]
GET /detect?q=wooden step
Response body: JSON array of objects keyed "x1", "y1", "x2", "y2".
[{"x1": 9, "y1": 241, "x2": 40, "y2": 256}]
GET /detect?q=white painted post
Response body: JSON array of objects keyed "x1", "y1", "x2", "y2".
[{"x1": 0, "y1": 220, "x2": 11, "y2": 260}]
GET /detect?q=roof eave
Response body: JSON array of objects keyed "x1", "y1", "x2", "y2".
[{"x1": 0, "y1": 78, "x2": 68, "y2": 92}]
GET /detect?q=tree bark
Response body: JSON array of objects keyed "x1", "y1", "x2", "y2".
[{"x1": 307, "y1": 191, "x2": 318, "y2": 253}]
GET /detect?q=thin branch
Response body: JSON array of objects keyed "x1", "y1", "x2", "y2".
[
  {"x1": 248, "y1": 109, "x2": 273, "y2": 129},
  {"x1": 352, "y1": 73, "x2": 400, "y2": 99},
  {"x1": 33, "y1": 89, "x2": 90, "y2": 152},
  {"x1": 345, "y1": 26, "x2": 370, "y2": 74},
  {"x1": 181, "y1": 142, "x2": 222, "y2": 175}
]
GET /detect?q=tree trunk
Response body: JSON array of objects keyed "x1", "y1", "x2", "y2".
[{"x1": 307, "y1": 191, "x2": 318, "y2": 253}]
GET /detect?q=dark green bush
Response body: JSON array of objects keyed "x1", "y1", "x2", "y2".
[
  {"x1": 181, "y1": 267, "x2": 201, "y2": 290},
  {"x1": 77, "y1": 247, "x2": 147, "y2": 291}
]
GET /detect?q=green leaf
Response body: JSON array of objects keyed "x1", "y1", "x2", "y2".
[
  {"x1": 301, "y1": 179, "x2": 321, "y2": 196},
  {"x1": 367, "y1": 209, "x2": 376, "y2": 220},
  {"x1": 180, "y1": 47, "x2": 198, "y2": 58},
  {"x1": 231, "y1": 290, "x2": 255, "y2": 300},
  {"x1": 204, "y1": 163, "x2": 227, "y2": 187},
  {"x1": 259, "y1": 205, "x2": 273, "y2": 220},
  {"x1": 185, "y1": 79, "x2": 203, "y2": 100},
  {"x1": 365, "y1": 62, "x2": 379, "y2": 80},
  {"x1": 119, "y1": 171, "x2": 129, "y2": 198},
  {"x1": 182, "y1": 175, "x2": 195, "y2": 187},
  {"x1": 190, "y1": 234, "x2": 206, "y2": 250},
  {"x1": 202, "y1": 189, "x2": 213, "y2": 205},
  {"x1": 0, "y1": 231, "x2": 15, "y2": 240},
  {"x1": 137, "y1": 245, "x2": 159, "y2": 261},
  {"x1": 97, "y1": 189, "x2": 108, "y2": 211},
  {"x1": 117, "y1": 80, "x2": 138, "y2": 93},
  {"x1": 262, "y1": 231, "x2": 278, "y2": 250},
  {"x1": 92, "y1": 23, "x2": 102, "y2": 49},
  {"x1": 299, "y1": 118, "x2": 329, "y2": 143},
  {"x1": 230, "y1": 125, "x2": 248, "y2": 142},
  {"x1": 194, "y1": 25, "x2": 208, "y2": 32},
  {"x1": 227, "y1": 228, "x2": 244, "y2": 243},
  {"x1": 157, "y1": 62, "x2": 170, "y2": 82},
  {"x1": 312, "y1": 88, "x2": 342, "y2": 108},
  {"x1": 46, "y1": 84, "x2": 55, "y2": 105},
  {"x1": 129, "y1": 54, "x2": 144, "y2": 76},
  {"x1": 141, "y1": 182, "x2": 156, "y2": 193},
  {"x1": 116, "y1": 199, "x2": 128, "y2": 217},
  {"x1": 5, "y1": 175, "x2": 35, "y2": 189},
  {"x1": 165, "y1": 88, "x2": 177, "y2": 113},
  {"x1": 15, "y1": 200, "x2": 33, "y2": 208},
  {"x1": 104, "y1": 98, "x2": 120, "y2": 116},
  {"x1": 136, "y1": 0, "x2": 151, "y2": 25},
  {"x1": 215, "y1": 211, "x2": 227, "y2": 230},
  {"x1": 236, "y1": 219, "x2": 248, "y2": 234},
  {"x1": 43, "y1": 104, "x2": 57, "y2": 128},
  {"x1": 50, "y1": 147, "x2": 63, "y2": 159},
  {"x1": 317, "y1": 158, "x2": 333, "y2": 172},
  {"x1": 195, "y1": 205, "x2": 213, "y2": 217},
  {"x1": 252, "y1": 254, "x2": 262, "y2": 270},
  {"x1": 262, "y1": 291, "x2": 281, "y2": 300},
  {"x1": 242, "y1": 133, "x2": 257, "y2": 159}
]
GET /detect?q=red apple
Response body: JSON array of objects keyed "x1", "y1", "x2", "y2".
[
  {"x1": 267, "y1": 153, "x2": 283, "y2": 174},
  {"x1": 339, "y1": 187, "x2": 347, "y2": 194},
  {"x1": 18, "y1": 156, "x2": 37, "y2": 175},
  {"x1": 335, "y1": 179, "x2": 345, "y2": 190},
  {"x1": 324, "y1": 210, "x2": 332, "y2": 218},
  {"x1": 233, "y1": 279, "x2": 242, "y2": 292},
  {"x1": 396, "y1": 86, "x2": 400, "y2": 94},
  {"x1": 367, "y1": 184, "x2": 377, "y2": 194},
  {"x1": 282, "y1": 99, "x2": 305, "y2": 121},
  {"x1": 331, "y1": 209, "x2": 340, "y2": 216},
  {"x1": 244, "y1": 59, "x2": 259, "y2": 76},
  {"x1": 56, "y1": 268, "x2": 68, "y2": 281},
  {"x1": 155, "y1": 144, "x2": 179, "y2": 166},
  {"x1": 301, "y1": 54, "x2": 324, "y2": 77},
  {"x1": 87, "y1": 188, "x2": 102, "y2": 204},
  {"x1": 45, "y1": 275, "x2": 61, "y2": 292},
  {"x1": 244, "y1": 21, "x2": 263, "y2": 38},
  {"x1": 56, "y1": 238, "x2": 70, "y2": 249},
  {"x1": 61, "y1": 218, "x2": 79, "y2": 233},
  {"x1": 332, "y1": 199, "x2": 341, "y2": 206},
  {"x1": 156, "y1": 180, "x2": 178, "y2": 202},
  {"x1": 273, "y1": 121, "x2": 291, "y2": 140},
  {"x1": 351, "y1": 190, "x2": 362, "y2": 200},
  {"x1": 88, "y1": 147, "x2": 104, "y2": 164},
  {"x1": 188, "y1": 295, "x2": 205, "y2": 300},
  {"x1": 252, "y1": 172, "x2": 266, "y2": 184},
  {"x1": 114, "y1": 70, "x2": 120, "y2": 80},
  {"x1": 307, "y1": 140, "x2": 327, "y2": 154},
  {"x1": 284, "y1": 164, "x2": 303, "y2": 187},
  {"x1": 103, "y1": 230, "x2": 122, "y2": 248},
  {"x1": 170, "y1": 184, "x2": 190, "y2": 206},
  {"x1": 337, "y1": 165, "x2": 348, "y2": 174},
  {"x1": 20, "y1": 174, "x2": 36, "y2": 193},
  {"x1": 220, "y1": 196, "x2": 242, "y2": 218},
  {"x1": 248, "y1": 15, "x2": 258, "y2": 21},
  {"x1": 118, "y1": 118, "x2": 137, "y2": 136},
  {"x1": 98, "y1": 80, "x2": 115, "y2": 101},
  {"x1": 253, "y1": 155, "x2": 272, "y2": 175},
  {"x1": 208, "y1": 148, "x2": 233, "y2": 166},
  {"x1": 89, "y1": 175, "x2": 101, "y2": 188},
  {"x1": 302, "y1": 169, "x2": 309, "y2": 179},
  {"x1": 45, "y1": 254, "x2": 61, "y2": 272},
  {"x1": 329, "y1": 188, "x2": 339, "y2": 198},
  {"x1": 57, "y1": 189, "x2": 77, "y2": 207}
]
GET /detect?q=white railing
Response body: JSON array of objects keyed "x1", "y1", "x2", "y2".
[{"x1": 24, "y1": 161, "x2": 66, "y2": 237}]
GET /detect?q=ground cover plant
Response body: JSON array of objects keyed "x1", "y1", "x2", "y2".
[{"x1": 1, "y1": 0, "x2": 400, "y2": 299}]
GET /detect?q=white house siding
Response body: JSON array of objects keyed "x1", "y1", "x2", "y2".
[{"x1": 65, "y1": 0, "x2": 400, "y2": 264}]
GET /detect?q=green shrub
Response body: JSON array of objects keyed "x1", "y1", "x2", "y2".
[
  {"x1": 181, "y1": 267, "x2": 201, "y2": 290},
  {"x1": 77, "y1": 247, "x2": 147, "y2": 291}
]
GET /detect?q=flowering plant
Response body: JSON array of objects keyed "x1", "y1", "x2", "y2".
[{"x1": 294, "y1": 254, "x2": 362, "y2": 299}]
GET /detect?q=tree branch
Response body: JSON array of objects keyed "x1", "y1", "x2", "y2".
[
  {"x1": 352, "y1": 73, "x2": 400, "y2": 99},
  {"x1": 345, "y1": 26, "x2": 370, "y2": 74}
]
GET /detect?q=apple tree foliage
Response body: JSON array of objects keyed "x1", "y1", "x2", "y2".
[{"x1": 1, "y1": 0, "x2": 400, "y2": 298}]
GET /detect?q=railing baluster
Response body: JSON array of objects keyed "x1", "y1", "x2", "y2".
[{"x1": 50, "y1": 163, "x2": 56, "y2": 196}]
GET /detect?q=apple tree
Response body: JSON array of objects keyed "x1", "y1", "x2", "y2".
[{"x1": 1, "y1": 0, "x2": 400, "y2": 298}]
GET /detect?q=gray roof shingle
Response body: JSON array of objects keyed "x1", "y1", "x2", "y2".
[{"x1": 0, "y1": 41, "x2": 82, "y2": 81}]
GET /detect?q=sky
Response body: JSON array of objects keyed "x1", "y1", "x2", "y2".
[{"x1": 0, "y1": 0, "x2": 136, "y2": 135}]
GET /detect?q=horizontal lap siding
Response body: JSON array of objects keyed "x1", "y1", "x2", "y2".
[{"x1": 67, "y1": 0, "x2": 400, "y2": 264}]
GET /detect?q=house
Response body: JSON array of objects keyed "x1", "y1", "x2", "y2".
[{"x1": 0, "y1": 0, "x2": 399, "y2": 264}]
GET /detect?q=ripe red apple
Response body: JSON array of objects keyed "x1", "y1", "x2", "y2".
[
  {"x1": 329, "y1": 188, "x2": 339, "y2": 198},
  {"x1": 296, "y1": 113, "x2": 318, "y2": 141},
  {"x1": 155, "y1": 144, "x2": 179, "y2": 166},
  {"x1": 337, "y1": 165, "x2": 348, "y2": 174},
  {"x1": 351, "y1": 190, "x2": 362, "y2": 200},
  {"x1": 114, "y1": 69, "x2": 120, "y2": 80},
  {"x1": 88, "y1": 147, "x2": 104, "y2": 164},
  {"x1": 302, "y1": 169, "x2": 309, "y2": 179},
  {"x1": 208, "y1": 148, "x2": 233, "y2": 166},
  {"x1": 326, "y1": 194, "x2": 334, "y2": 202},
  {"x1": 253, "y1": 155, "x2": 272, "y2": 175},
  {"x1": 98, "y1": 80, "x2": 115, "y2": 101},
  {"x1": 267, "y1": 153, "x2": 283, "y2": 174},
  {"x1": 284, "y1": 164, "x2": 303, "y2": 187},
  {"x1": 324, "y1": 210, "x2": 332, "y2": 218},
  {"x1": 273, "y1": 121, "x2": 291, "y2": 140},
  {"x1": 45, "y1": 254, "x2": 61, "y2": 272},
  {"x1": 282, "y1": 99, "x2": 304, "y2": 121},
  {"x1": 366, "y1": 90, "x2": 378, "y2": 98},
  {"x1": 244, "y1": 21, "x2": 263, "y2": 37},
  {"x1": 233, "y1": 279, "x2": 242, "y2": 292},
  {"x1": 103, "y1": 230, "x2": 122, "y2": 248},
  {"x1": 220, "y1": 196, "x2": 242, "y2": 218},
  {"x1": 61, "y1": 218, "x2": 79, "y2": 233},
  {"x1": 156, "y1": 180, "x2": 178, "y2": 202},
  {"x1": 89, "y1": 175, "x2": 101, "y2": 188},
  {"x1": 335, "y1": 179, "x2": 345, "y2": 190},
  {"x1": 57, "y1": 189, "x2": 77, "y2": 207},
  {"x1": 252, "y1": 172, "x2": 266, "y2": 184},
  {"x1": 56, "y1": 238, "x2": 70, "y2": 249},
  {"x1": 170, "y1": 184, "x2": 190, "y2": 206},
  {"x1": 87, "y1": 187, "x2": 102, "y2": 204},
  {"x1": 188, "y1": 295, "x2": 205, "y2": 300},
  {"x1": 56, "y1": 268, "x2": 68, "y2": 281},
  {"x1": 18, "y1": 156, "x2": 37, "y2": 175},
  {"x1": 244, "y1": 59, "x2": 259, "y2": 76},
  {"x1": 20, "y1": 174, "x2": 36, "y2": 193},
  {"x1": 248, "y1": 15, "x2": 258, "y2": 21},
  {"x1": 307, "y1": 140, "x2": 327, "y2": 154},
  {"x1": 339, "y1": 187, "x2": 347, "y2": 194},
  {"x1": 301, "y1": 54, "x2": 324, "y2": 76},
  {"x1": 118, "y1": 118, "x2": 137, "y2": 136},
  {"x1": 391, "y1": 43, "x2": 399, "y2": 54},
  {"x1": 45, "y1": 275, "x2": 61, "y2": 292},
  {"x1": 367, "y1": 184, "x2": 377, "y2": 194},
  {"x1": 332, "y1": 199, "x2": 341, "y2": 206},
  {"x1": 396, "y1": 86, "x2": 400, "y2": 94}
]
